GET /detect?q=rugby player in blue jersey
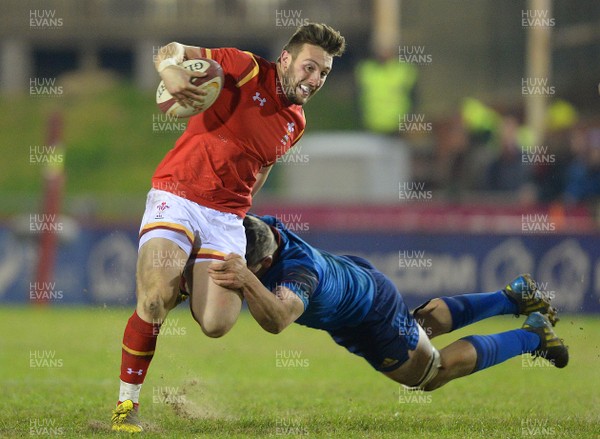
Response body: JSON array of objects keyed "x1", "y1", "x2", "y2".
[{"x1": 207, "y1": 215, "x2": 568, "y2": 390}]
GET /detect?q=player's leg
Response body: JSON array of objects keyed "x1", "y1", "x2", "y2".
[
  {"x1": 135, "y1": 238, "x2": 188, "y2": 321},
  {"x1": 384, "y1": 312, "x2": 569, "y2": 391},
  {"x1": 113, "y1": 189, "x2": 193, "y2": 433},
  {"x1": 385, "y1": 320, "x2": 544, "y2": 391},
  {"x1": 400, "y1": 313, "x2": 568, "y2": 392},
  {"x1": 113, "y1": 237, "x2": 188, "y2": 433},
  {"x1": 187, "y1": 260, "x2": 244, "y2": 337},
  {"x1": 358, "y1": 269, "x2": 507, "y2": 387},
  {"x1": 184, "y1": 204, "x2": 246, "y2": 338},
  {"x1": 377, "y1": 277, "x2": 566, "y2": 390},
  {"x1": 410, "y1": 298, "x2": 452, "y2": 339},
  {"x1": 414, "y1": 274, "x2": 557, "y2": 339}
]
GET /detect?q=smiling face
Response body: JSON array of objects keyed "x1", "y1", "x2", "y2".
[{"x1": 278, "y1": 43, "x2": 333, "y2": 105}]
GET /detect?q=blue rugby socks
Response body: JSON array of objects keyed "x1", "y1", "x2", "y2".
[
  {"x1": 441, "y1": 291, "x2": 518, "y2": 331},
  {"x1": 462, "y1": 330, "x2": 541, "y2": 372}
]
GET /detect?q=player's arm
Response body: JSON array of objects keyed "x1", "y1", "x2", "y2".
[
  {"x1": 207, "y1": 253, "x2": 304, "y2": 334},
  {"x1": 252, "y1": 165, "x2": 273, "y2": 196},
  {"x1": 154, "y1": 42, "x2": 207, "y2": 104},
  {"x1": 245, "y1": 281, "x2": 304, "y2": 334}
]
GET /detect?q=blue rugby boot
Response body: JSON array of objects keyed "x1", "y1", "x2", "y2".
[
  {"x1": 522, "y1": 312, "x2": 568, "y2": 368},
  {"x1": 503, "y1": 274, "x2": 558, "y2": 326}
]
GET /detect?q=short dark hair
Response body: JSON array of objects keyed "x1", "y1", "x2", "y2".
[
  {"x1": 284, "y1": 23, "x2": 346, "y2": 58},
  {"x1": 243, "y1": 215, "x2": 277, "y2": 267}
]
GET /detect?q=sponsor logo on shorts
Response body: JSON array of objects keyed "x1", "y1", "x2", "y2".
[{"x1": 155, "y1": 201, "x2": 170, "y2": 219}]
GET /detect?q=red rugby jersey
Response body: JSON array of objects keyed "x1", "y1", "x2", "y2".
[{"x1": 152, "y1": 48, "x2": 306, "y2": 217}]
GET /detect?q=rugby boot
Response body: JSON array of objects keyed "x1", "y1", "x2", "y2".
[
  {"x1": 522, "y1": 312, "x2": 569, "y2": 368},
  {"x1": 503, "y1": 274, "x2": 558, "y2": 326},
  {"x1": 111, "y1": 400, "x2": 142, "y2": 433}
]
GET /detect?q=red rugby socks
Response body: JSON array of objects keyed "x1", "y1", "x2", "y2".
[{"x1": 118, "y1": 310, "x2": 161, "y2": 405}]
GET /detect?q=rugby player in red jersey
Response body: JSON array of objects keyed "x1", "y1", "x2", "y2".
[{"x1": 111, "y1": 23, "x2": 345, "y2": 432}]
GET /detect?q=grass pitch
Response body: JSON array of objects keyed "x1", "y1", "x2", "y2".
[{"x1": 1, "y1": 306, "x2": 599, "y2": 438}]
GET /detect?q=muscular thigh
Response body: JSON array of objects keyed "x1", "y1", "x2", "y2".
[
  {"x1": 186, "y1": 261, "x2": 243, "y2": 334},
  {"x1": 136, "y1": 238, "x2": 188, "y2": 317}
]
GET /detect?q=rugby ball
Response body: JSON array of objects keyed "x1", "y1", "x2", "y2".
[{"x1": 156, "y1": 58, "x2": 224, "y2": 118}]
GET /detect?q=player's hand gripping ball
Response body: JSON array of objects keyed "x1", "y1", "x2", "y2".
[{"x1": 156, "y1": 58, "x2": 224, "y2": 118}]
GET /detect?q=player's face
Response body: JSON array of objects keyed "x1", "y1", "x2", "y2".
[{"x1": 280, "y1": 44, "x2": 333, "y2": 105}]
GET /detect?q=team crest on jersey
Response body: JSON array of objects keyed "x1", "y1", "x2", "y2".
[{"x1": 155, "y1": 201, "x2": 170, "y2": 219}]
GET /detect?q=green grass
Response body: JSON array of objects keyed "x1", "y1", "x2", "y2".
[{"x1": 1, "y1": 307, "x2": 598, "y2": 438}]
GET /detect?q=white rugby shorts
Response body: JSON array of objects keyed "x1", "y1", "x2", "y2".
[{"x1": 138, "y1": 189, "x2": 246, "y2": 263}]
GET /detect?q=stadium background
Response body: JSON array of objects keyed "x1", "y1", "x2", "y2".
[{"x1": 1, "y1": 0, "x2": 599, "y2": 311}]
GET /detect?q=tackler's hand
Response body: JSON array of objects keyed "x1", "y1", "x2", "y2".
[{"x1": 207, "y1": 253, "x2": 250, "y2": 290}]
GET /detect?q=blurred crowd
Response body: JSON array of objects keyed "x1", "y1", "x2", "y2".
[
  {"x1": 354, "y1": 54, "x2": 600, "y2": 213},
  {"x1": 432, "y1": 98, "x2": 600, "y2": 209}
]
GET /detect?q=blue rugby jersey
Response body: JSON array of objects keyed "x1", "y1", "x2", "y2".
[{"x1": 256, "y1": 215, "x2": 375, "y2": 331}]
